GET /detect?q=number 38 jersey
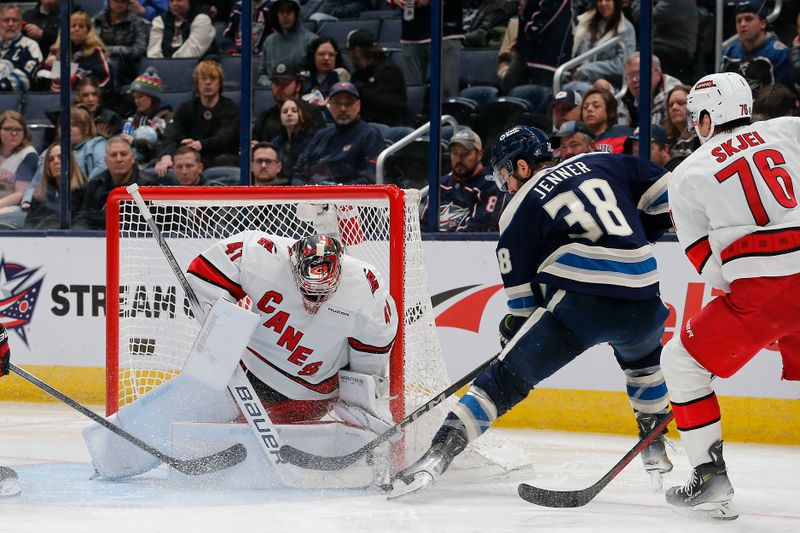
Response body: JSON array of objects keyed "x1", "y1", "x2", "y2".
[
  {"x1": 497, "y1": 153, "x2": 671, "y2": 316},
  {"x1": 670, "y1": 117, "x2": 800, "y2": 292},
  {"x1": 186, "y1": 231, "x2": 398, "y2": 401}
]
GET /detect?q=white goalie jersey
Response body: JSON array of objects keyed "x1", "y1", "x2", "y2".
[
  {"x1": 669, "y1": 116, "x2": 800, "y2": 292},
  {"x1": 186, "y1": 231, "x2": 398, "y2": 401}
]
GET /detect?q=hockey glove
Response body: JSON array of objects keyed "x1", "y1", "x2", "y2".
[
  {"x1": 499, "y1": 313, "x2": 526, "y2": 348},
  {"x1": 334, "y1": 369, "x2": 399, "y2": 441},
  {"x1": 0, "y1": 324, "x2": 10, "y2": 377}
]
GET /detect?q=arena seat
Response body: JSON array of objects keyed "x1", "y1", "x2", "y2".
[
  {"x1": 459, "y1": 48, "x2": 500, "y2": 89},
  {"x1": 317, "y1": 19, "x2": 381, "y2": 48},
  {"x1": 22, "y1": 92, "x2": 60, "y2": 126},
  {"x1": 0, "y1": 93, "x2": 21, "y2": 115},
  {"x1": 507, "y1": 84, "x2": 552, "y2": 114},
  {"x1": 458, "y1": 86, "x2": 499, "y2": 113},
  {"x1": 406, "y1": 85, "x2": 426, "y2": 124},
  {"x1": 220, "y1": 55, "x2": 242, "y2": 90},
  {"x1": 442, "y1": 97, "x2": 479, "y2": 128},
  {"x1": 158, "y1": 91, "x2": 193, "y2": 113},
  {"x1": 137, "y1": 58, "x2": 199, "y2": 92},
  {"x1": 77, "y1": 0, "x2": 104, "y2": 16},
  {"x1": 252, "y1": 88, "x2": 277, "y2": 119},
  {"x1": 378, "y1": 18, "x2": 401, "y2": 48}
]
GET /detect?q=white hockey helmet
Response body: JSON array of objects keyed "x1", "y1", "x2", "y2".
[
  {"x1": 288, "y1": 234, "x2": 344, "y2": 313},
  {"x1": 687, "y1": 72, "x2": 752, "y2": 144}
]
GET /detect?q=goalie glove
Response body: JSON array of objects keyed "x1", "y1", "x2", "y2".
[
  {"x1": 499, "y1": 313, "x2": 526, "y2": 348},
  {"x1": 0, "y1": 324, "x2": 9, "y2": 377},
  {"x1": 334, "y1": 369, "x2": 399, "y2": 441}
]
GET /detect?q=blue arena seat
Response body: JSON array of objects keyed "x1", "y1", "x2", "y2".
[
  {"x1": 406, "y1": 85, "x2": 426, "y2": 123},
  {"x1": 507, "y1": 84, "x2": 553, "y2": 114},
  {"x1": 76, "y1": 0, "x2": 104, "y2": 16},
  {"x1": 317, "y1": 19, "x2": 381, "y2": 48},
  {"x1": 22, "y1": 92, "x2": 61, "y2": 126},
  {"x1": 220, "y1": 55, "x2": 242, "y2": 90},
  {"x1": 252, "y1": 88, "x2": 277, "y2": 119},
  {"x1": 442, "y1": 97, "x2": 479, "y2": 127},
  {"x1": 203, "y1": 166, "x2": 242, "y2": 186},
  {"x1": 458, "y1": 86, "x2": 499, "y2": 113},
  {"x1": 137, "y1": 58, "x2": 199, "y2": 92},
  {"x1": 378, "y1": 18, "x2": 401, "y2": 47},
  {"x1": 0, "y1": 93, "x2": 21, "y2": 115},
  {"x1": 158, "y1": 91, "x2": 193, "y2": 113},
  {"x1": 459, "y1": 49, "x2": 500, "y2": 89}
]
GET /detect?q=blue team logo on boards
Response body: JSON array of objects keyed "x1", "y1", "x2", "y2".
[{"x1": 0, "y1": 257, "x2": 44, "y2": 346}]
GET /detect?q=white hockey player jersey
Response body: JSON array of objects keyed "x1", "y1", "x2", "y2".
[
  {"x1": 670, "y1": 117, "x2": 800, "y2": 292},
  {"x1": 187, "y1": 231, "x2": 398, "y2": 401}
]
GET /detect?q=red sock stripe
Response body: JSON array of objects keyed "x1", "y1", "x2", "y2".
[
  {"x1": 187, "y1": 255, "x2": 246, "y2": 301},
  {"x1": 672, "y1": 393, "x2": 721, "y2": 431},
  {"x1": 685, "y1": 236, "x2": 712, "y2": 274},
  {"x1": 721, "y1": 227, "x2": 800, "y2": 264}
]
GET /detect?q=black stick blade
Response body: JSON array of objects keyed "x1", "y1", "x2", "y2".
[
  {"x1": 278, "y1": 445, "x2": 361, "y2": 471},
  {"x1": 173, "y1": 443, "x2": 248, "y2": 475},
  {"x1": 518, "y1": 482, "x2": 599, "y2": 508}
]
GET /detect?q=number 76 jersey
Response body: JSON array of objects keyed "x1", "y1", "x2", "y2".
[
  {"x1": 670, "y1": 116, "x2": 800, "y2": 293},
  {"x1": 497, "y1": 152, "x2": 671, "y2": 316}
]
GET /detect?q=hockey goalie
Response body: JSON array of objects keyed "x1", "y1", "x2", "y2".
[{"x1": 84, "y1": 229, "x2": 399, "y2": 489}]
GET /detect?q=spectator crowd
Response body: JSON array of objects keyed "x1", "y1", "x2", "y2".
[{"x1": 0, "y1": 0, "x2": 798, "y2": 232}]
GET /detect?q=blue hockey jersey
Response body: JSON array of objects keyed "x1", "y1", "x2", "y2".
[{"x1": 497, "y1": 152, "x2": 671, "y2": 316}]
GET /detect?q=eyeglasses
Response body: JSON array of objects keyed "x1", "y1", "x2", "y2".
[
  {"x1": 254, "y1": 158, "x2": 278, "y2": 166},
  {"x1": 329, "y1": 99, "x2": 357, "y2": 109},
  {"x1": 1, "y1": 127, "x2": 24, "y2": 135}
]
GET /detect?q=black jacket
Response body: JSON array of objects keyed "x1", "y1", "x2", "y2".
[
  {"x1": 72, "y1": 167, "x2": 143, "y2": 230},
  {"x1": 351, "y1": 54, "x2": 408, "y2": 126},
  {"x1": 159, "y1": 95, "x2": 240, "y2": 167}
]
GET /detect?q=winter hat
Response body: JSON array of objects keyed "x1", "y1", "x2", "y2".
[{"x1": 129, "y1": 67, "x2": 163, "y2": 100}]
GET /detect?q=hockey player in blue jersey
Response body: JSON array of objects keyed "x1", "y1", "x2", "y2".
[{"x1": 390, "y1": 125, "x2": 675, "y2": 499}]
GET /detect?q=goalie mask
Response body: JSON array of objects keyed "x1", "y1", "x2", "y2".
[{"x1": 289, "y1": 234, "x2": 344, "y2": 313}]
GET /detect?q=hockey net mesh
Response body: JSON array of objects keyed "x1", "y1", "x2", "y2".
[{"x1": 109, "y1": 186, "x2": 452, "y2": 465}]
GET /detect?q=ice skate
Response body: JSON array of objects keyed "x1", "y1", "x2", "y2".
[
  {"x1": 637, "y1": 413, "x2": 673, "y2": 490},
  {"x1": 665, "y1": 440, "x2": 737, "y2": 520},
  {"x1": 387, "y1": 425, "x2": 467, "y2": 500},
  {"x1": 0, "y1": 466, "x2": 21, "y2": 498}
]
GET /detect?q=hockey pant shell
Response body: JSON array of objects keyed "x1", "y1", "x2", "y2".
[
  {"x1": 677, "y1": 273, "x2": 800, "y2": 380},
  {"x1": 472, "y1": 290, "x2": 669, "y2": 421},
  {"x1": 83, "y1": 373, "x2": 240, "y2": 480}
]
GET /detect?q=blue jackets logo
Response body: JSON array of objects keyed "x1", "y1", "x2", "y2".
[{"x1": 0, "y1": 258, "x2": 44, "y2": 346}]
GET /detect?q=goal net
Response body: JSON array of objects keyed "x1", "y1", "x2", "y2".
[{"x1": 105, "y1": 185, "x2": 452, "y2": 467}]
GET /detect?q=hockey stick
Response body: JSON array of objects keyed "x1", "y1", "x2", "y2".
[
  {"x1": 126, "y1": 184, "x2": 289, "y2": 474},
  {"x1": 279, "y1": 353, "x2": 500, "y2": 471},
  {"x1": 517, "y1": 411, "x2": 674, "y2": 508},
  {"x1": 9, "y1": 363, "x2": 246, "y2": 475}
]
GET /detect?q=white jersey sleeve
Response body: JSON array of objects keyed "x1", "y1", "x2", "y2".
[
  {"x1": 186, "y1": 230, "x2": 255, "y2": 315},
  {"x1": 669, "y1": 117, "x2": 800, "y2": 291},
  {"x1": 343, "y1": 261, "x2": 398, "y2": 378}
]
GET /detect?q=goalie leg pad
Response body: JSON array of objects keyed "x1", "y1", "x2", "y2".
[
  {"x1": 169, "y1": 420, "x2": 387, "y2": 489},
  {"x1": 83, "y1": 374, "x2": 240, "y2": 480}
]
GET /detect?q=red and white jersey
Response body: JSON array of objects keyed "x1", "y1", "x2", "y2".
[
  {"x1": 187, "y1": 231, "x2": 398, "y2": 401},
  {"x1": 670, "y1": 117, "x2": 800, "y2": 292}
]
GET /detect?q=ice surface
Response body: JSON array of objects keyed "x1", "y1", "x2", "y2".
[{"x1": 1, "y1": 402, "x2": 798, "y2": 533}]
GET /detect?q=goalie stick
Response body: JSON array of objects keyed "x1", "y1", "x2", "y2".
[
  {"x1": 9, "y1": 363, "x2": 246, "y2": 476},
  {"x1": 126, "y1": 184, "x2": 289, "y2": 476},
  {"x1": 517, "y1": 411, "x2": 675, "y2": 508},
  {"x1": 279, "y1": 353, "x2": 500, "y2": 471}
]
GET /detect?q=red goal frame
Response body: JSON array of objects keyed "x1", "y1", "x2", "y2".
[{"x1": 105, "y1": 185, "x2": 408, "y2": 423}]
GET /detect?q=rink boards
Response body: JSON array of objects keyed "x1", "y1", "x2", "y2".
[{"x1": 0, "y1": 234, "x2": 797, "y2": 444}]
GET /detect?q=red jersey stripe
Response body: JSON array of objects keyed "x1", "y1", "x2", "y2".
[
  {"x1": 348, "y1": 337, "x2": 394, "y2": 354},
  {"x1": 187, "y1": 255, "x2": 246, "y2": 301},
  {"x1": 685, "y1": 236, "x2": 712, "y2": 274},
  {"x1": 721, "y1": 226, "x2": 800, "y2": 264}
]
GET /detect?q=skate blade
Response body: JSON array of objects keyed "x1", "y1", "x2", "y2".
[
  {"x1": 0, "y1": 478, "x2": 21, "y2": 498},
  {"x1": 648, "y1": 470, "x2": 664, "y2": 492},
  {"x1": 672, "y1": 501, "x2": 739, "y2": 521},
  {"x1": 386, "y1": 471, "x2": 434, "y2": 500}
]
